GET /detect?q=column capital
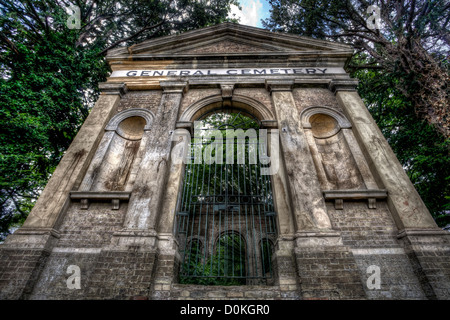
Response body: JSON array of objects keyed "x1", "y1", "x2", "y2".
[
  {"x1": 328, "y1": 79, "x2": 359, "y2": 94},
  {"x1": 176, "y1": 121, "x2": 194, "y2": 135},
  {"x1": 261, "y1": 120, "x2": 278, "y2": 129},
  {"x1": 99, "y1": 82, "x2": 128, "y2": 97},
  {"x1": 160, "y1": 81, "x2": 188, "y2": 95},
  {"x1": 265, "y1": 80, "x2": 294, "y2": 93}
]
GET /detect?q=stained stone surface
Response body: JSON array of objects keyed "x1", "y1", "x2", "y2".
[{"x1": 1, "y1": 23, "x2": 449, "y2": 300}]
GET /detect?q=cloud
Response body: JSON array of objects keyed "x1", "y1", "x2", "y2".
[{"x1": 229, "y1": 0, "x2": 263, "y2": 27}]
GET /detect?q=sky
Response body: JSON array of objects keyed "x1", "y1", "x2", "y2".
[{"x1": 228, "y1": 0, "x2": 271, "y2": 28}]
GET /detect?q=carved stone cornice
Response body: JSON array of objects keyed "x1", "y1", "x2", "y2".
[
  {"x1": 176, "y1": 121, "x2": 194, "y2": 135},
  {"x1": 160, "y1": 81, "x2": 188, "y2": 95},
  {"x1": 397, "y1": 228, "x2": 450, "y2": 239},
  {"x1": 323, "y1": 189, "x2": 388, "y2": 210},
  {"x1": 328, "y1": 79, "x2": 359, "y2": 94},
  {"x1": 265, "y1": 80, "x2": 294, "y2": 93},
  {"x1": 261, "y1": 120, "x2": 278, "y2": 129},
  {"x1": 99, "y1": 82, "x2": 128, "y2": 97},
  {"x1": 70, "y1": 191, "x2": 131, "y2": 210}
]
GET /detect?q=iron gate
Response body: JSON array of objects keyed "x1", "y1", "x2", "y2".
[{"x1": 175, "y1": 109, "x2": 278, "y2": 285}]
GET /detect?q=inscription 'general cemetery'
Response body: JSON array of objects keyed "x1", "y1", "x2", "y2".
[{"x1": 110, "y1": 67, "x2": 345, "y2": 77}]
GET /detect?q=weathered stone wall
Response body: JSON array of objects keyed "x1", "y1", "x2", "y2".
[
  {"x1": 29, "y1": 251, "x2": 100, "y2": 300},
  {"x1": 327, "y1": 201, "x2": 398, "y2": 248},
  {"x1": 399, "y1": 232, "x2": 450, "y2": 299},
  {"x1": 117, "y1": 90, "x2": 162, "y2": 113},
  {"x1": 57, "y1": 202, "x2": 126, "y2": 248},
  {"x1": 326, "y1": 201, "x2": 428, "y2": 299},
  {"x1": 0, "y1": 248, "x2": 50, "y2": 300},
  {"x1": 293, "y1": 87, "x2": 343, "y2": 113},
  {"x1": 28, "y1": 249, "x2": 157, "y2": 300},
  {"x1": 179, "y1": 88, "x2": 221, "y2": 117},
  {"x1": 233, "y1": 88, "x2": 275, "y2": 116},
  {"x1": 295, "y1": 245, "x2": 367, "y2": 300},
  {"x1": 169, "y1": 284, "x2": 296, "y2": 300},
  {"x1": 26, "y1": 201, "x2": 130, "y2": 299},
  {"x1": 85, "y1": 249, "x2": 157, "y2": 299},
  {"x1": 1, "y1": 23, "x2": 449, "y2": 301}
]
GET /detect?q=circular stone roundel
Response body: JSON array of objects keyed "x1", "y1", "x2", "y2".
[
  {"x1": 117, "y1": 116, "x2": 146, "y2": 140},
  {"x1": 309, "y1": 114, "x2": 340, "y2": 138}
]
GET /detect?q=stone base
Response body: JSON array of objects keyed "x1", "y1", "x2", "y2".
[
  {"x1": 84, "y1": 248, "x2": 157, "y2": 299},
  {"x1": 0, "y1": 247, "x2": 50, "y2": 300},
  {"x1": 398, "y1": 229, "x2": 450, "y2": 300},
  {"x1": 169, "y1": 284, "x2": 295, "y2": 300},
  {"x1": 293, "y1": 232, "x2": 366, "y2": 300},
  {"x1": 294, "y1": 246, "x2": 366, "y2": 300}
]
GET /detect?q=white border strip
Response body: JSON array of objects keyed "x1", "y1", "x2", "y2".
[
  {"x1": 111, "y1": 67, "x2": 346, "y2": 77},
  {"x1": 351, "y1": 248, "x2": 405, "y2": 255},
  {"x1": 52, "y1": 247, "x2": 102, "y2": 254}
]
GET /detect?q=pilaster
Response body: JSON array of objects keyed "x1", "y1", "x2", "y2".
[
  {"x1": 330, "y1": 79, "x2": 438, "y2": 231},
  {"x1": 266, "y1": 80, "x2": 333, "y2": 232},
  {"x1": 113, "y1": 81, "x2": 188, "y2": 249}
]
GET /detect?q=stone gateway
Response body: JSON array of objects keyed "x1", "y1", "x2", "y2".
[{"x1": 1, "y1": 23, "x2": 449, "y2": 300}]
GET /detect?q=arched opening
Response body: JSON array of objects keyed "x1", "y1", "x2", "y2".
[
  {"x1": 80, "y1": 113, "x2": 149, "y2": 192},
  {"x1": 176, "y1": 107, "x2": 278, "y2": 285},
  {"x1": 303, "y1": 110, "x2": 365, "y2": 190}
]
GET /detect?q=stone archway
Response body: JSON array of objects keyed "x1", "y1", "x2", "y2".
[{"x1": 174, "y1": 106, "x2": 278, "y2": 285}]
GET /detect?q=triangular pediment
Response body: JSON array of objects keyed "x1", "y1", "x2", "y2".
[
  {"x1": 170, "y1": 37, "x2": 290, "y2": 54},
  {"x1": 107, "y1": 22, "x2": 352, "y2": 58}
]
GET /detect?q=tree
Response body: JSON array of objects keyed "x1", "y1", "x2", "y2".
[
  {"x1": 263, "y1": 0, "x2": 449, "y2": 139},
  {"x1": 0, "y1": 0, "x2": 238, "y2": 241},
  {"x1": 263, "y1": 0, "x2": 449, "y2": 227}
]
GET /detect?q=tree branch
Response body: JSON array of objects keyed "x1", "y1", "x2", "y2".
[{"x1": 98, "y1": 20, "x2": 165, "y2": 56}]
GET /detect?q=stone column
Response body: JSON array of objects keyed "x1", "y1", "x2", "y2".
[
  {"x1": 0, "y1": 82, "x2": 126, "y2": 299},
  {"x1": 330, "y1": 79, "x2": 438, "y2": 231},
  {"x1": 261, "y1": 120, "x2": 296, "y2": 237},
  {"x1": 150, "y1": 125, "x2": 192, "y2": 299},
  {"x1": 266, "y1": 80, "x2": 366, "y2": 299},
  {"x1": 330, "y1": 79, "x2": 450, "y2": 299},
  {"x1": 266, "y1": 80, "x2": 334, "y2": 299},
  {"x1": 113, "y1": 81, "x2": 188, "y2": 248},
  {"x1": 259, "y1": 120, "x2": 298, "y2": 297},
  {"x1": 266, "y1": 80, "x2": 333, "y2": 232},
  {"x1": 157, "y1": 124, "x2": 192, "y2": 236}
]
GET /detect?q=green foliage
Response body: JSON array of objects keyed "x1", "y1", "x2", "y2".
[
  {"x1": 180, "y1": 234, "x2": 246, "y2": 285},
  {"x1": 188, "y1": 111, "x2": 263, "y2": 196},
  {"x1": 0, "y1": 8, "x2": 109, "y2": 239},
  {"x1": 262, "y1": 0, "x2": 340, "y2": 38}
]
